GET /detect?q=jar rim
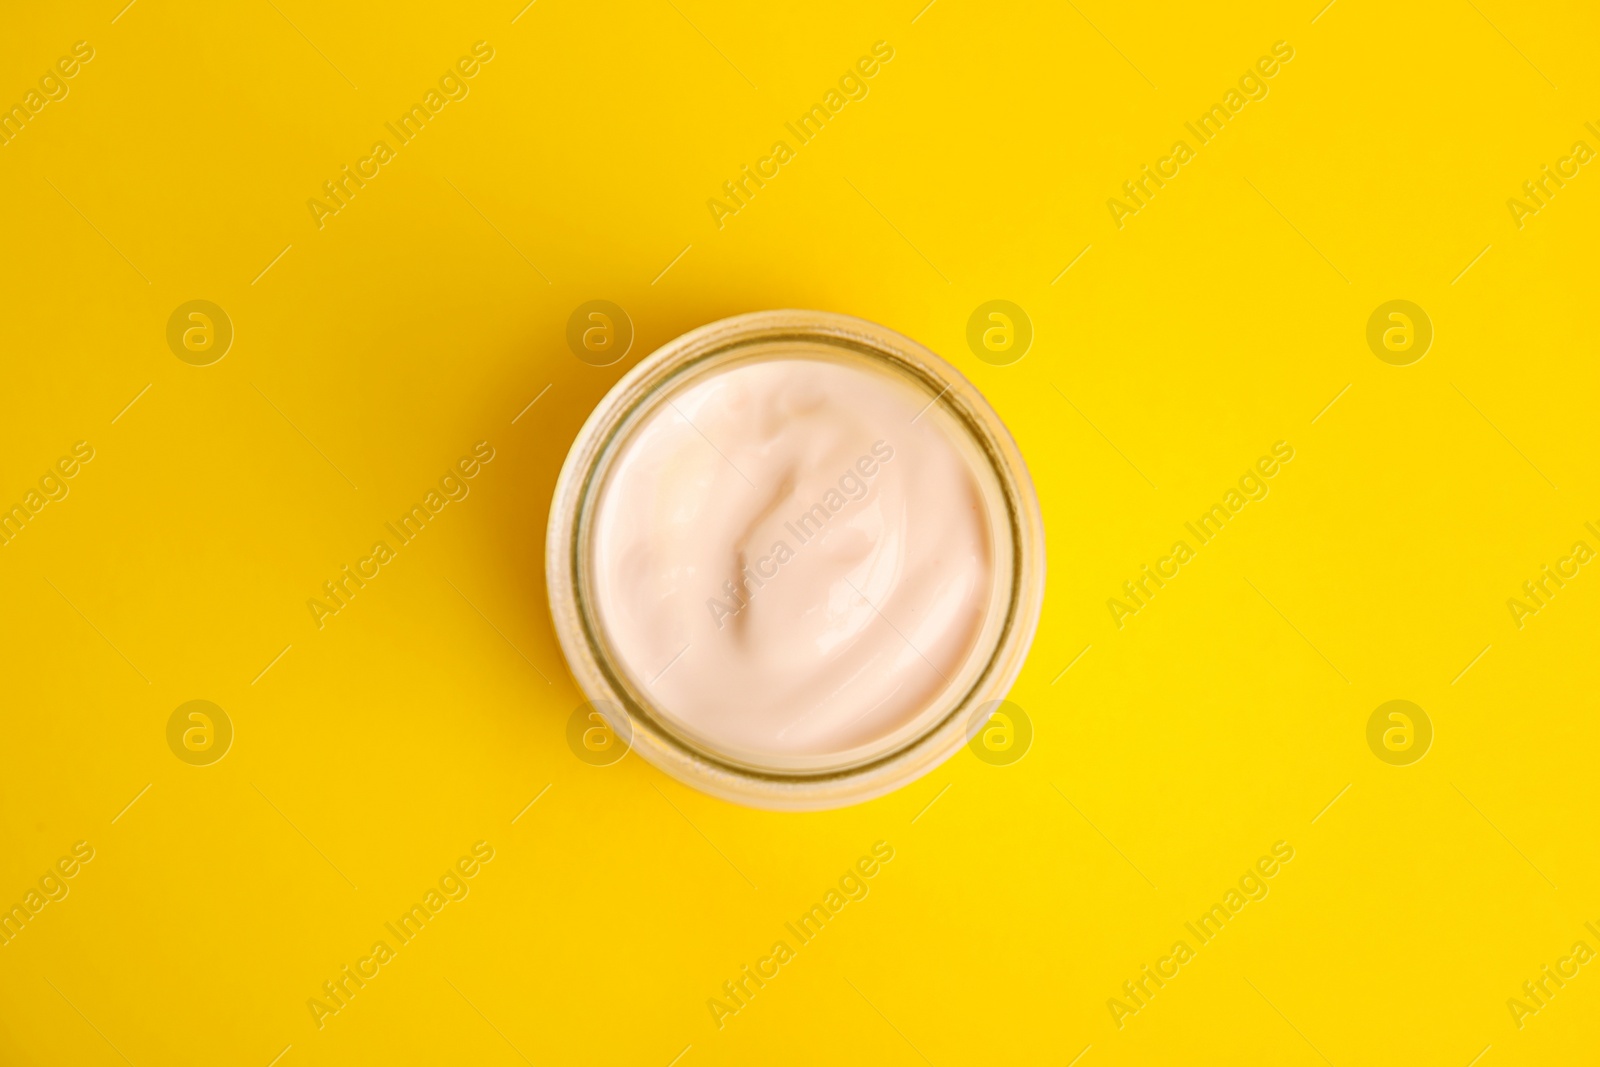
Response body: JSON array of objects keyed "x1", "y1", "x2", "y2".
[{"x1": 546, "y1": 310, "x2": 1046, "y2": 810}]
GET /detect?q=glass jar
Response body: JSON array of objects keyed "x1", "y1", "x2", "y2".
[{"x1": 546, "y1": 310, "x2": 1044, "y2": 810}]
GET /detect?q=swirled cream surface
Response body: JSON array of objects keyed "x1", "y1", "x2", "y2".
[{"x1": 590, "y1": 356, "x2": 994, "y2": 763}]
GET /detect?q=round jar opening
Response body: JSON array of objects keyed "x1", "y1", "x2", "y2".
[
  {"x1": 585, "y1": 343, "x2": 1013, "y2": 773},
  {"x1": 550, "y1": 311, "x2": 1044, "y2": 808}
]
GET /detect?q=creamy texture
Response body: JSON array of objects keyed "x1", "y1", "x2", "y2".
[{"x1": 590, "y1": 356, "x2": 994, "y2": 763}]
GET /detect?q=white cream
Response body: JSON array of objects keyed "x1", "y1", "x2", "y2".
[{"x1": 590, "y1": 356, "x2": 994, "y2": 764}]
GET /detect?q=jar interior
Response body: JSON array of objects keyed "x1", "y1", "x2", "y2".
[{"x1": 573, "y1": 336, "x2": 1019, "y2": 777}]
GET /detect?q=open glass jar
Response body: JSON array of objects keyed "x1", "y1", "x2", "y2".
[{"x1": 547, "y1": 310, "x2": 1044, "y2": 810}]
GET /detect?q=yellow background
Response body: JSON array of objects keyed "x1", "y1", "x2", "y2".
[{"x1": 2, "y1": 0, "x2": 1597, "y2": 1063}]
